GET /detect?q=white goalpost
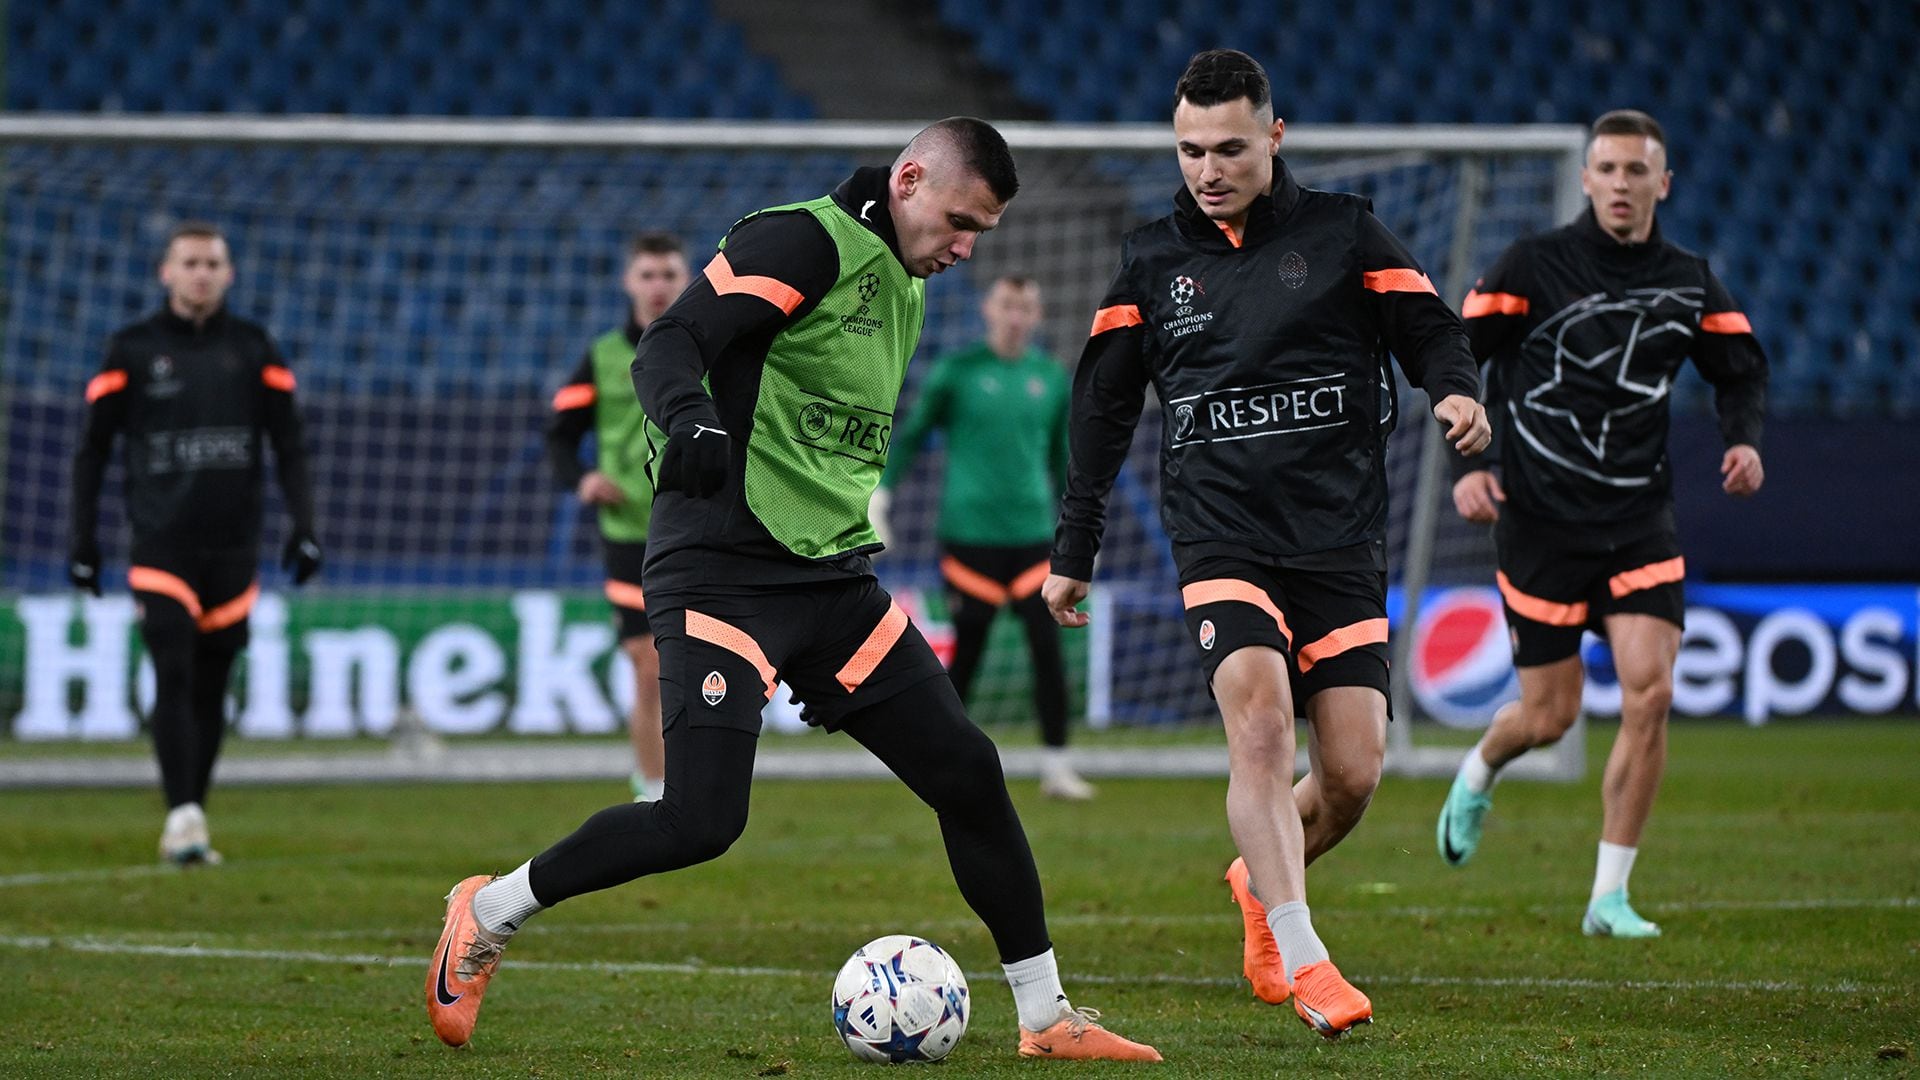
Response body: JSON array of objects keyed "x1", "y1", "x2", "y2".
[{"x1": 0, "y1": 115, "x2": 1587, "y2": 783}]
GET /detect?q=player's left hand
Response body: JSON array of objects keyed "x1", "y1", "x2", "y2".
[
  {"x1": 1433, "y1": 394, "x2": 1492, "y2": 455},
  {"x1": 659, "y1": 421, "x2": 732, "y2": 498},
  {"x1": 282, "y1": 531, "x2": 323, "y2": 585},
  {"x1": 1721, "y1": 444, "x2": 1764, "y2": 496},
  {"x1": 577, "y1": 470, "x2": 626, "y2": 506},
  {"x1": 1042, "y1": 573, "x2": 1092, "y2": 628}
]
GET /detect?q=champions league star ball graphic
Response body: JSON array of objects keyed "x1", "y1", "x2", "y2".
[
  {"x1": 832, "y1": 935, "x2": 970, "y2": 1063},
  {"x1": 1410, "y1": 588, "x2": 1521, "y2": 728}
]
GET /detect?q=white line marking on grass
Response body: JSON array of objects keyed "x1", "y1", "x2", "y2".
[
  {"x1": 282, "y1": 896, "x2": 1920, "y2": 944},
  {"x1": 0, "y1": 934, "x2": 1900, "y2": 997},
  {"x1": 0, "y1": 865, "x2": 178, "y2": 888}
]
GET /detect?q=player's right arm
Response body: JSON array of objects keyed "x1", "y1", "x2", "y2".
[
  {"x1": 1047, "y1": 256, "x2": 1151, "y2": 626},
  {"x1": 69, "y1": 339, "x2": 132, "y2": 594},
  {"x1": 1452, "y1": 241, "x2": 1533, "y2": 523},
  {"x1": 632, "y1": 213, "x2": 837, "y2": 498}
]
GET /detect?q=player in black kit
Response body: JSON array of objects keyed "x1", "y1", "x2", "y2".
[
  {"x1": 1434, "y1": 110, "x2": 1768, "y2": 939},
  {"x1": 70, "y1": 222, "x2": 321, "y2": 866}
]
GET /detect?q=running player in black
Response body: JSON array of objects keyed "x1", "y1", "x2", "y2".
[
  {"x1": 1042, "y1": 50, "x2": 1490, "y2": 1038},
  {"x1": 425, "y1": 119, "x2": 1160, "y2": 1063},
  {"x1": 70, "y1": 221, "x2": 321, "y2": 865},
  {"x1": 1435, "y1": 110, "x2": 1767, "y2": 938},
  {"x1": 546, "y1": 232, "x2": 690, "y2": 802}
]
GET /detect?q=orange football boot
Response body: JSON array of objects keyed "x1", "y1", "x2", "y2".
[
  {"x1": 1018, "y1": 1007, "x2": 1163, "y2": 1062},
  {"x1": 425, "y1": 874, "x2": 508, "y2": 1047},
  {"x1": 1224, "y1": 857, "x2": 1290, "y2": 1003},
  {"x1": 1289, "y1": 960, "x2": 1372, "y2": 1039}
]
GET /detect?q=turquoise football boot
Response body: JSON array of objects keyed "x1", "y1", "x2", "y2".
[
  {"x1": 1582, "y1": 886, "x2": 1662, "y2": 938},
  {"x1": 1435, "y1": 775, "x2": 1493, "y2": 867}
]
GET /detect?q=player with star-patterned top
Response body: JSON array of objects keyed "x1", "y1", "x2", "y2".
[{"x1": 1435, "y1": 109, "x2": 1769, "y2": 939}]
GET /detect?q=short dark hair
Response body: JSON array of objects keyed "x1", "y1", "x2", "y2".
[
  {"x1": 993, "y1": 273, "x2": 1035, "y2": 290},
  {"x1": 627, "y1": 231, "x2": 685, "y2": 259},
  {"x1": 905, "y1": 116, "x2": 1019, "y2": 203},
  {"x1": 166, "y1": 220, "x2": 224, "y2": 247},
  {"x1": 1590, "y1": 109, "x2": 1667, "y2": 152},
  {"x1": 1174, "y1": 49, "x2": 1271, "y2": 114}
]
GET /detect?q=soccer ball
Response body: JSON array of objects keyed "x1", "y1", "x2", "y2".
[{"x1": 831, "y1": 934, "x2": 970, "y2": 1063}]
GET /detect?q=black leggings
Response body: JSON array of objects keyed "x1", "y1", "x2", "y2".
[
  {"x1": 140, "y1": 603, "x2": 244, "y2": 809},
  {"x1": 528, "y1": 676, "x2": 1052, "y2": 963},
  {"x1": 943, "y1": 543, "x2": 1068, "y2": 748}
]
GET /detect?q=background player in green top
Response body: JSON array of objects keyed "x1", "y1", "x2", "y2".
[
  {"x1": 873, "y1": 274, "x2": 1089, "y2": 799},
  {"x1": 545, "y1": 232, "x2": 690, "y2": 801}
]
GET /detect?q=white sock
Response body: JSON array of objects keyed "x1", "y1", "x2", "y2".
[
  {"x1": 1002, "y1": 948, "x2": 1071, "y2": 1031},
  {"x1": 471, "y1": 860, "x2": 545, "y2": 936},
  {"x1": 1267, "y1": 901, "x2": 1331, "y2": 982},
  {"x1": 631, "y1": 771, "x2": 661, "y2": 801},
  {"x1": 164, "y1": 802, "x2": 202, "y2": 833},
  {"x1": 1591, "y1": 841, "x2": 1638, "y2": 902},
  {"x1": 1041, "y1": 747, "x2": 1071, "y2": 774},
  {"x1": 1459, "y1": 743, "x2": 1498, "y2": 794}
]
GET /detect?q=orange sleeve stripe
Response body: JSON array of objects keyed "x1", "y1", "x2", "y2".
[
  {"x1": 261, "y1": 364, "x2": 297, "y2": 392},
  {"x1": 128, "y1": 566, "x2": 203, "y2": 619},
  {"x1": 86, "y1": 370, "x2": 128, "y2": 403},
  {"x1": 704, "y1": 251, "x2": 804, "y2": 315},
  {"x1": 604, "y1": 579, "x2": 647, "y2": 612},
  {"x1": 1008, "y1": 560, "x2": 1052, "y2": 601},
  {"x1": 1295, "y1": 618, "x2": 1390, "y2": 675},
  {"x1": 1496, "y1": 570, "x2": 1589, "y2": 627},
  {"x1": 1462, "y1": 290, "x2": 1530, "y2": 318},
  {"x1": 1608, "y1": 556, "x2": 1686, "y2": 599},
  {"x1": 552, "y1": 383, "x2": 596, "y2": 411},
  {"x1": 1180, "y1": 578, "x2": 1292, "y2": 647},
  {"x1": 687, "y1": 610, "x2": 777, "y2": 701},
  {"x1": 941, "y1": 556, "x2": 1008, "y2": 606},
  {"x1": 1701, "y1": 311, "x2": 1752, "y2": 335},
  {"x1": 197, "y1": 580, "x2": 260, "y2": 633},
  {"x1": 836, "y1": 601, "x2": 910, "y2": 693},
  {"x1": 1363, "y1": 268, "x2": 1438, "y2": 295},
  {"x1": 1089, "y1": 304, "x2": 1143, "y2": 337}
]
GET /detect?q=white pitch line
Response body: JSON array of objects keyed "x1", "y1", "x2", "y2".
[
  {"x1": 266, "y1": 895, "x2": 1920, "y2": 943},
  {"x1": 0, "y1": 865, "x2": 179, "y2": 888},
  {"x1": 0, "y1": 934, "x2": 1900, "y2": 997}
]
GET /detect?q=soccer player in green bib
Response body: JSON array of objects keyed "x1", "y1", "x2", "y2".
[
  {"x1": 546, "y1": 232, "x2": 690, "y2": 802},
  {"x1": 427, "y1": 118, "x2": 1161, "y2": 1063},
  {"x1": 873, "y1": 274, "x2": 1090, "y2": 799}
]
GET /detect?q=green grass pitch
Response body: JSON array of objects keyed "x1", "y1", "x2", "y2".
[{"x1": 2, "y1": 719, "x2": 1916, "y2": 1077}]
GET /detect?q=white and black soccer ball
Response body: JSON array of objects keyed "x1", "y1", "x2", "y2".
[{"x1": 831, "y1": 934, "x2": 970, "y2": 1064}]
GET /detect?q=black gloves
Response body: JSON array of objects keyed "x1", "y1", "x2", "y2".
[
  {"x1": 657, "y1": 422, "x2": 733, "y2": 498},
  {"x1": 282, "y1": 531, "x2": 323, "y2": 585},
  {"x1": 68, "y1": 537, "x2": 102, "y2": 596}
]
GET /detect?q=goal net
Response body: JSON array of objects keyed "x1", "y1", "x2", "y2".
[{"x1": 0, "y1": 116, "x2": 1585, "y2": 779}]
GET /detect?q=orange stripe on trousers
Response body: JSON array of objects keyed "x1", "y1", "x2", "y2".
[
  {"x1": 196, "y1": 581, "x2": 259, "y2": 632},
  {"x1": 1608, "y1": 556, "x2": 1685, "y2": 599},
  {"x1": 605, "y1": 579, "x2": 647, "y2": 611},
  {"x1": 1179, "y1": 578, "x2": 1292, "y2": 647},
  {"x1": 941, "y1": 556, "x2": 1008, "y2": 606},
  {"x1": 836, "y1": 601, "x2": 909, "y2": 693},
  {"x1": 1496, "y1": 570, "x2": 1588, "y2": 627},
  {"x1": 1295, "y1": 618, "x2": 1389, "y2": 674},
  {"x1": 1008, "y1": 560, "x2": 1051, "y2": 600},
  {"x1": 686, "y1": 610, "x2": 776, "y2": 700},
  {"x1": 129, "y1": 566, "x2": 203, "y2": 619}
]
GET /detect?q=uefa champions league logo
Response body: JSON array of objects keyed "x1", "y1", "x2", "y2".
[{"x1": 1169, "y1": 275, "x2": 1198, "y2": 305}]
